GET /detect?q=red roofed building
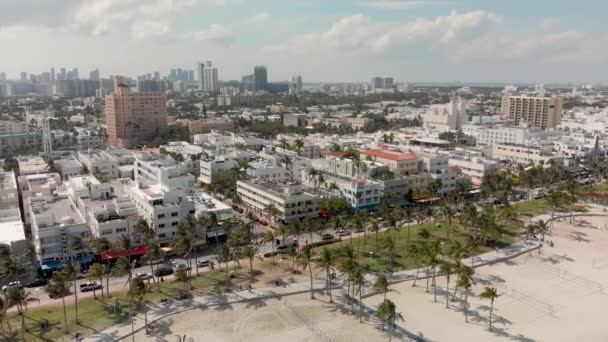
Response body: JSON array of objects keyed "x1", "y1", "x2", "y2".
[{"x1": 360, "y1": 149, "x2": 419, "y2": 175}]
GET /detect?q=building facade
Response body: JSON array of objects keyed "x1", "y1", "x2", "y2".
[{"x1": 501, "y1": 95, "x2": 563, "y2": 128}]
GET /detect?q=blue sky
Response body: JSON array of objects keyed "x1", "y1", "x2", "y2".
[{"x1": 1, "y1": 0, "x2": 607, "y2": 83}]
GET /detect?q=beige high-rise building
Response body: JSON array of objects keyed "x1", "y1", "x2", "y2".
[
  {"x1": 105, "y1": 77, "x2": 167, "y2": 148},
  {"x1": 501, "y1": 95, "x2": 562, "y2": 128}
]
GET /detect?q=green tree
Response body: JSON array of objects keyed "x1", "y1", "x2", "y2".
[
  {"x1": 316, "y1": 247, "x2": 336, "y2": 303},
  {"x1": 456, "y1": 266, "x2": 475, "y2": 322},
  {"x1": 46, "y1": 271, "x2": 71, "y2": 333},
  {"x1": 376, "y1": 299, "x2": 402, "y2": 342},
  {"x1": 242, "y1": 245, "x2": 256, "y2": 286},
  {"x1": 6, "y1": 287, "x2": 39, "y2": 341},
  {"x1": 479, "y1": 287, "x2": 500, "y2": 331},
  {"x1": 90, "y1": 237, "x2": 113, "y2": 298},
  {"x1": 373, "y1": 274, "x2": 390, "y2": 301},
  {"x1": 87, "y1": 263, "x2": 105, "y2": 299},
  {"x1": 440, "y1": 262, "x2": 455, "y2": 308},
  {"x1": 264, "y1": 231, "x2": 276, "y2": 264},
  {"x1": 298, "y1": 246, "x2": 315, "y2": 299},
  {"x1": 62, "y1": 261, "x2": 81, "y2": 324},
  {"x1": 353, "y1": 268, "x2": 365, "y2": 322},
  {"x1": 112, "y1": 256, "x2": 133, "y2": 290}
]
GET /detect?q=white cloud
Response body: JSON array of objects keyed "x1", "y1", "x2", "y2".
[
  {"x1": 540, "y1": 18, "x2": 560, "y2": 31},
  {"x1": 247, "y1": 12, "x2": 271, "y2": 29},
  {"x1": 267, "y1": 11, "x2": 502, "y2": 55},
  {"x1": 190, "y1": 24, "x2": 236, "y2": 47},
  {"x1": 360, "y1": 0, "x2": 444, "y2": 10}
]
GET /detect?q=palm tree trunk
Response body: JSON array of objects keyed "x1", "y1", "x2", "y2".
[
  {"x1": 327, "y1": 270, "x2": 333, "y2": 303},
  {"x1": 194, "y1": 246, "x2": 200, "y2": 277},
  {"x1": 106, "y1": 260, "x2": 112, "y2": 298},
  {"x1": 73, "y1": 281, "x2": 79, "y2": 324},
  {"x1": 451, "y1": 285, "x2": 459, "y2": 301},
  {"x1": 149, "y1": 262, "x2": 156, "y2": 287},
  {"x1": 445, "y1": 276, "x2": 450, "y2": 308},
  {"x1": 249, "y1": 258, "x2": 253, "y2": 285},
  {"x1": 62, "y1": 296, "x2": 68, "y2": 332},
  {"x1": 144, "y1": 306, "x2": 149, "y2": 335},
  {"x1": 413, "y1": 266, "x2": 420, "y2": 287},
  {"x1": 130, "y1": 303, "x2": 135, "y2": 342},
  {"x1": 271, "y1": 243, "x2": 275, "y2": 264},
  {"x1": 99, "y1": 277, "x2": 105, "y2": 299},
  {"x1": 464, "y1": 291, "x2": 469, "y2": 323},
  {"x1": 359, "y1": 286, "x2": 363, "y2": 323},
  {"x1": 432, "y1": 267, "x2": 437, "y2": 302},
  {"x1": 309, "y1": 266, "x2": 314, "y2": 299},
  {"x1": 388, "y1": 316, "x2": 394, "y2": 342},
  {"x1": 375, "y1": 231, "x2": 378, "y2": 251},
  {"x1": 489, "y1": 301, "x2": 494, "y2": 330},
  {"x1": 20, "y1": 304, "x2": 26, "y2": 342},
  {"x1": 425, "y1": 270, "x2": 430, "y2": 292}
]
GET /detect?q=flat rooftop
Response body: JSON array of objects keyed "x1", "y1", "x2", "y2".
[
  {"x1": 0, "y1": 220, "x2": 26, "y2": 245},
  {"x1": 239, "y1": 180, "x2": 323, "y2": 201},
  {"x1": 0, "y1": 172, "x2": 16, "y2": 191},
  {"x1": 30, "y1": 195, "x2": 85, "y2": 225},
  {"x1": 360, "y1": 149, "x2": 418, "y2": 161}
]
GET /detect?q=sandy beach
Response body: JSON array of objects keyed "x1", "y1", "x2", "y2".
[{"x1": 365, "y1": 204, "x2": 608, "y2": 342}]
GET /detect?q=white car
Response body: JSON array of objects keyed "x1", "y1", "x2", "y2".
[
  {"x1": 336, "y1": 229, "x2": 351, "y2": 237},
  {"x1": 135, "y1": 272, "x2": 153, "y2": 281}
]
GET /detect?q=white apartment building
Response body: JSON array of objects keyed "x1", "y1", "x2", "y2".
[
  {"x1": 417, "y1": 153, "x2": 460, "y2": 196},
  {"x1": 134, "y1": 152, "x2": 195, "y2": 191},
  {"x1": 160, "y1": 141, "x2": 204, "y2": 158},
  {"x1": 23, "y1": 176, "x2": 92, "y2": 266},
  {"x1": 501, "y1": 95, "x2": 563, "y2": 128},
  {"x1": 0, "y1": 172, "x2": 27, "y2": 255},
  {"x1": 423, "y1": 98, "x2": 468, "y2": 131},
  {"x1": 448, "y1": 155, "x2": 500, "y2": 187},
  {"x1": 464, "y1": 125, "x2": 560, "y2": 147},
  {"x1": 246, "y1": 160, "x2": 286, "y2": 181},
  {"x1": 77, "y1": 150, "x2": 121, "y2": 179},
  {"x1": 0, "y1": 121, "x2": 42, "y2": 158},
  {"x1": 115, "y1": 179, "x2": 196, "y2": 246},
  {"x1": 198, "y1": 157, "x2": 236, "y2": 184},
  {"x1": 67, "y1": 175, "x2": 141, "y2": 244},
  {"x1": 17, "y1": 156, "x2": 49, "y2": 176},
  {"x1": 54, "y1": 155, "x2": 85, "y2": 181},
  {"x1": 237, "y1": 180, "x2": 323, "y2": 222},
  {"x1": 490, "y1": 143, "x2": 564, "y2": 166}
]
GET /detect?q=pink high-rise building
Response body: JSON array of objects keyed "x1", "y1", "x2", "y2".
[{"x1": 105, "y1": 77, "x2": 167, "y2": 148}]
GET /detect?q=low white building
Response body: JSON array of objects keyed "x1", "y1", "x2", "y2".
[
  {"x1": 490, "y1": 143, "x2": 563, "y2": 166},
  {"x1": 17, "y1": 156, "x2": 48, "y2": 176},
  {"x1": 198, "y1": 157, "x2": 236, "y2": 184},
  {"x1": 115, "y1": 179, "x2": 196, "y2": 246},
  {"x1": 423, "y1": 98, "x2": 468, "y2": 131},
  {"x1": 0, "y1": 172, "x2": 27, "y2": 255},
  {"x1": 448, "y1": 154, "x2": 500, "y2": 187},
  {"x1": 237, "y1": 180, "x2": 324, "y2": 222},
  {"x1": 54, "y1": 155, "x2": 84, "y2": 181},
  {"x1": 134, "y1": 151, "x2": 195, "y2": 191}
]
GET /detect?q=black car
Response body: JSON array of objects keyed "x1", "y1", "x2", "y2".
[
  {"x1": 154, "y1": 267, "x2": 174, "y2": 277},
  {"x1": 321, "y1": 233, "x2": 334, "y2": 240},
  {"x1": 26, "y1": 278, "x2": 48, "y2": 288}
]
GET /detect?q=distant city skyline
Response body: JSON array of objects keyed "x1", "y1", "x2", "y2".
[{"x1": 1, "y1": 1, "x2": 607, "y2": 83}]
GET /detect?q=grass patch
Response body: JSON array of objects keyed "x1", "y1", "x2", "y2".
[{"x1": 7, "y1": 270, "x2": 229, "y2": 341}]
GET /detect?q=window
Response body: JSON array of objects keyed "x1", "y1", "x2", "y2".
[
  {"x1": 158, "y1": 214, "x2": 165, "y2": 219},
  {"x1": 171, "y1": 222, "x2": 179, "y2": 226},
  {"x1": 171, "y1": 212, "x2": 178, "y2": 217},
  {"x1": 116, "y1": 227, "x2": 127, "y2": 233},
  {"x1": 189, "y1": 210, "x2": 195, "y2": 215},
  {"x1": 158, "y1": 223, "x2": 165, "y2": 228},
  {"x1": 158, "y1": 233, "x2": 166, "y2": 239}
]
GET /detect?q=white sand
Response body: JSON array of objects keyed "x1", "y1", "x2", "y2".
[
  {"x1": 135, "y1": 292, "x2": 390, "y2": 342},
  {"x1": 366, "y1": 204, "x2": 608, "y2": 342}
]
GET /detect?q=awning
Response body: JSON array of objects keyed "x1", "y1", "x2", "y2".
[
  {"x1": 101, "y1": 245, "x2": 148, "y2": 261},
  {"x1": 41, "y1": 261, "x2": 61, "y2": 271}
]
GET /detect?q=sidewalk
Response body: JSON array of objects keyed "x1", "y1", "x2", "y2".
[{"x1": 83, "y1": 280, "x2": 337, "y2": 341}]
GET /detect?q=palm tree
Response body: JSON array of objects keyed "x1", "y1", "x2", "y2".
[
  {"x1": 173, "y1": 224, "x2": 195, "y2": 289},
  {"x1": 440, "y1": 262, "x2": 455, "y2": 308},
  {"x1": 406, "y1": 244, "x2": 424, "y2": 287},
  {"x1": 264, "y1": 204, "x2": 281, "y2": 227},
  {"x1": 112, "y1": 256, "x2": 133, "y2": 290},
  {"x1": 62, "y1": 261, "x2": 81, "y2": 324},
  {"x1": 242, "y1": 245, "x2": 256, "y2": 286},
  {"x1": 0, "y1": 292, "x2": 11, "y2": 335},
  {"x1": 90, "y1": 237, "x2": 112, "y2": 298},
  {"x1": 264, "y1": 231, "x2": 276, "y2": 264},
  {"x1": 376, "y1": 299, "x2": 402, "y2": 342},
  {"x1": 338, "y1": 245, "x2": 357, "y2": 297},
  {"x1": 134, "y1": 219, "x2": 159, "y2": 284},
  {"x1": 451, "y1": 264, "x2": 472, "y2": 301},
  {"x1": 294, "y1": 138, "x2": 305, "y2": 154},
  {"x1": 219, "y1": 245, "x2": 231, "y2": 290},
  {"x1": 6, "y1": 287, "x2": 39, "y2": 341},
  {"x1": 440, "y1": 204, "x2": 455, "y2": 240},
  {"x1": 373, "y1": 274, "x2": 390, "y2": 301},
  {"x1": 127, "y1": 277, "x2": 149, "y2": 336},
  {"x1": 479, "y1": 287, "x2": 500, "y2": 330},
  {"x1": 352, "y1": 269, "x2": 365, "y2": 322},
  {"x1": 382, "y1": 235, "x2": 397, "y2": 270},
  {"x1": 316, "y1": 247, "x2": 336, "y2": 303},
  {"x1": 298, "y1": 246, "x2": 315, "y2": 299},
  {"x1": 46, "y1": 271, "x2": 71, "y2": 333},
  {"x1": 369, "y1": 220, "x2": 380, "y2": 252},
  {"x1": 68, "y1": 236, "x2": 85, "y2": 323},
  {"x1": 88, "y1": 263, "x2": 105, "y2": 299},
  {"x1": 535, "y1": 219, "x2": 550, "y2": 240},
  {"x1": 456, "y1": 266, "x2": 475, "y2": 323}
]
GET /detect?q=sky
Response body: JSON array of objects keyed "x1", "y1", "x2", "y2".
[{"x1": 1, "y1": 0, "x2": 607, "y2": 83}]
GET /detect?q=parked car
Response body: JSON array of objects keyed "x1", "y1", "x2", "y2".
[
  {"x1": 76, "y1": 270, "x2": 89, "y2": 280},
  {"x1": 321, "y1": 233, "x2": 334, "y2": 241},
  {"x1": 197, "y1": 260, "x2": 210, "y2": 268},
  {"x1": 336, "y1": 229, "x2": 350, "y2": 237},
  {"x1": 173, "y1": 263, "x2": 191, "y2": 272},
  {"x1": 2, "y1": 281, "x2": 22, "y2": 291},
  {"x1": 135, "y1": 272, "x2": 153, "y2": 281},
  {"x1": 154, "y1": 267, "x2": 174, "y2": 277},
  {"x1": 81, "y1": 282, "x2": 102, "y2": 293},
  {"x1": 26, "y1": 278, "x2": 48, "y2": 288}
]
